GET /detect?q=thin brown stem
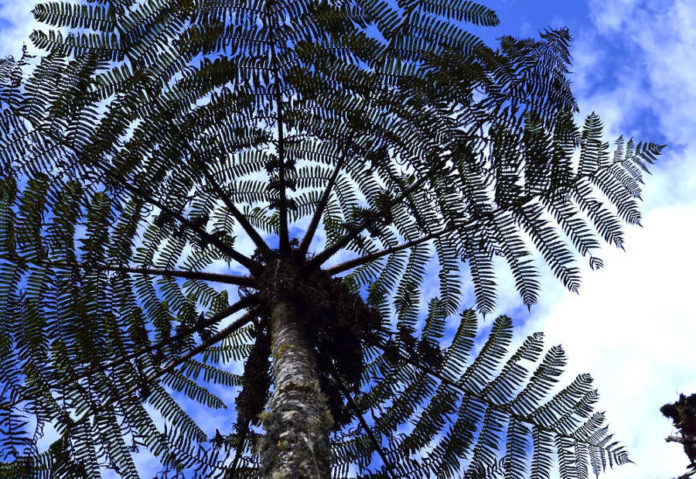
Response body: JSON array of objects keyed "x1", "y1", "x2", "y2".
[
  {"x1": 48, "y1": 295, "x2": 258, "y2": 390},
  {"x1": 51, "y1": 262, "x2": 256, "y2": 287},
  {"x1": 34, "y1": 125, "x2": 261, "y2": 273},
  {"x1": 64, "y1": 310, "x2": 257, "y2": 439},
  {"x1": 329, "y1": 365, "x2": 396, "y2": 478},
  {"x1": 271, "y1": 44, "x2": 290, "y2": 255},
  {"x1": 198, "y1": 160, "x2": 273, "y2": 258},
  {"x1": 319, "y1": 180, "x2": 578, "y2": 275},
  {"x1": 225, "y1": 426, "x2": 250, "y2": 479},
  {"x1": 111, "y1": 173, "x2": 260, "y2": 272},
  {"x1": 149, "y1": 310, "x2": 256, "y2": 386},
  {"x1": 306, "y1": 175, "x2": 432, "y2": 270},
  {"x1": 167, "y1": 103, "x2": 273, "y2": 259},
  {"x1": 298, "y1": 156, "x2": 346, "y2": 257},
  {"x1": 325, "y1": 230, "x2": 443, "y2": 276}
]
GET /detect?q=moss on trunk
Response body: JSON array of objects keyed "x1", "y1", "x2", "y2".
[{"x1": 258, "y1": 300, "x2": 333, "y2": 478}]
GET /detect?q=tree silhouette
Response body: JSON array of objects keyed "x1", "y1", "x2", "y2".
[
  {"x1": 0, "y1": 1, "x2": 663, "y2": 478},
  {"x1": 661, "y1": 393, "x2": 696, "y2": 478}
]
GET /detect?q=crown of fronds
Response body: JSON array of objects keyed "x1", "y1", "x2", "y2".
[{"x1": 0, "y1": 0, "x2": 661, "y2": 477}]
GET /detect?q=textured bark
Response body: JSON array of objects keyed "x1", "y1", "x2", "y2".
[{"x1": 259, "y1": 300, "x2": 333, "y2": 478}]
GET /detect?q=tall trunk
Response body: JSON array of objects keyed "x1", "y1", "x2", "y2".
[{"x1": 259, "y1": 300, "x2": 333, "y2": 478}]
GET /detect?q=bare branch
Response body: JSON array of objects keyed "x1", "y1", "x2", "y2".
[{"x1": 272, "y1": 41, "x2": 290, "y2": 255}]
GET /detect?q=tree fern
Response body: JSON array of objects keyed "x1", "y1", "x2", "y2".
[{"x1": 0, "y1": 0, "x2": 663, "y2": 477}]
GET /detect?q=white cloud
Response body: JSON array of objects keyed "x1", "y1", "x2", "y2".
[
  {"x1": 0, "y1": 1, "x2": 36, "y2": 58},
  {"x1": 523, "y1": 1, "x2": 696, "y2": 477},
  {"x1": 587, "y1": 0, "x2": 641, "y2": 33},
  {"x1": 525, "y1": 200, "x2": 696, "y2": 478}
]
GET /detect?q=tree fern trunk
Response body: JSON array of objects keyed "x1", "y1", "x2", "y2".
[{"x1": 259, "y1": 300, "x2": 333, "y2": 478}]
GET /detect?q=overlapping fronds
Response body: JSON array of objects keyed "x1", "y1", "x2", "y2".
[
  {"x1": 0, "y1": 0, "x2": 663, "y2": 477},
  {"x1": 9, "y1": 0, "x2": 662, "y2": 317},
  {"x1": 0, "y1": 173, "x2": 256, "y2": 476},
  {"x1": 329, "y1": 309, "x2": 630, "y2": 479}
]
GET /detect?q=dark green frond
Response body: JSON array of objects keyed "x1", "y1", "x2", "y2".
[{"x1": 331, "y1": 311, "x2": 629, "y2": 479}]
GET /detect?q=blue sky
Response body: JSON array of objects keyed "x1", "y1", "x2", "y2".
[{"x1": 1, "y1": 0, "x2": 695, "y2": 477}]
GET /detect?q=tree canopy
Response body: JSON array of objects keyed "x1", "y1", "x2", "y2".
[{"x1": 0, "y1": 0, "x2": 663, "y2": 477}]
